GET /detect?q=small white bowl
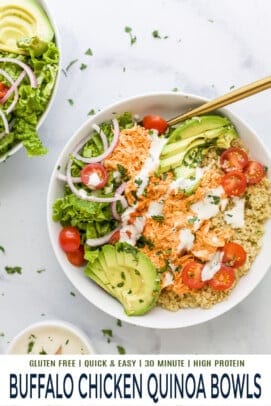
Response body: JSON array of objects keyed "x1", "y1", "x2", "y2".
[
  {"x1": 0, "y1": 0, "x2": 61, "y2": 163},
  {"x1": 47, "y1": 92, "x2": 271, "y2": 329},
  {"x1": 7, "y1": 320, "x2": 95, "y2": 355}
]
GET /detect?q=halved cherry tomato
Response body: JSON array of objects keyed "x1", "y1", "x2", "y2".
[
  {"x1": 182, "y1": 261, "x2": 205, "y2": 289},
  {"x1": 221, "y1": 171, "x2": 247, "y2": 196},
  {"x1": 208, "y1": 265, "x2": 235, "y2": 291},
  {"x1": 222, "y1": 242, "x2": 247, "y2": 268},
  {"x1": 244, "y1": 161, "x2": 265, "y2": 185},
  {"x1": 81, "y1": 163, "x2": 108, "y2": 190},
  {"x1": 59, "y1": 226, "x2": 81, "y2": 253},
  {"x1": 109, "y1": 230, "x2": 120, "y2": 244},
  {"x1": 142, "y1": 115, "x2": 168, "y2": 134},
  {"x1": 220, "y1": 147, "x2": 248, "y2": 172},
  {"x1": 0, "y1": 82, "x2": 9, "y2": 99},
  {"x1": 66, "y1": 245, "x2": 86, "y2": 266}
]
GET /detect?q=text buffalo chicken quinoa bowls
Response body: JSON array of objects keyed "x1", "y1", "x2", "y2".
[{"x1": 52, "y1": 113, "x2": 271, "y2": 316}]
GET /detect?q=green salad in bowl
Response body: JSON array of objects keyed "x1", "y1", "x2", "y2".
[{"x1": 0, "y1": 0, "x2": 60, "y2": 161}]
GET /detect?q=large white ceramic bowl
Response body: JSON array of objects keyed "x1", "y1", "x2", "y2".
[
  {"x1": 47, "y1": 92, "x2": 271, "y2": 329},
  {"x1": 0, "y1": 0, "x2": 61, "y2": 163}
]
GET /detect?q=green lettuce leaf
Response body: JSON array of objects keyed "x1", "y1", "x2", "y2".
[{"x1": 0, "y1": 41, "x2": 59, "y2": 157}]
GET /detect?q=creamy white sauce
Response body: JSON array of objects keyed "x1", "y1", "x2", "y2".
[
  {"x1": 135, "y1": 132, "x2": 167, "y2": 196},
  {"x1": 78, "y1": 189, "x2": 88, "y2": 199},
  {"x1": 9, "y1": 325, "x2": 91, "y2": 355},
  {"x1": 146, "y1": 201, "x2": 164, "y2": 217},
  {"x1": 161, "y1": 271, "x2": 173, "y2": 289},
  {"x1": 87, "y1": 172, "x2": 101, "y2": 187},
  {"x1": 191, "y1": 186, "x2": 225, "y2": 225},
  {"x1": 170, "y1": 167, "x2": 206, "y2": 193},
  {"x1": 178, "y1": 228, "x2": 195, "y2": 252},
  {"x1": 119, "y1": 215, "x2": 145, "y2": 246},
  {"x1": 224, "y1": 197, "x2": 245, "y2": 229},
  {"x1": 201, "y1": 251, "x2": 224, "y2": 282}
]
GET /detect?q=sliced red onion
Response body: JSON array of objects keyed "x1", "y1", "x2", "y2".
[
  {"x1": 0, "y1": 58, "x2": 37, "y2": 88},
  {"x1": 73, "y1": 118, "x2": 120, "y2": 163},
  {"x1": 111, "y1": 183, "x2": 127, "y2": 220},
  {"x1": 56, "y1": 172, "x2": 81, "y2": 183},
  {"x1": 86, "y1": 227, "x2": 121, "y2": 247},
  {"x1": 92, "y1": 123, "x2": 108, "y2": 151},
  {"x1": 0, "y1": 109, "x2": 9, "y2": 134},
  {"x1": 66, "y1": 159, "x2": 124, "y2": 203},
  {"x1": 1, "y1": 71, "x2": 26, "y2": 113}
]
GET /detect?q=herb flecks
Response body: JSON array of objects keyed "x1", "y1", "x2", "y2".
[
  {"x1": 117, "y1": 319, "x2": 122, "y2": 327},
  {"x1": 70, "y1": 291, "x2": 76, "y2": 297},
  {"x1": 0, "y1": 246, "x2": 5, "y2": 254},
  {"x1": 68, "y1": 99, "x2": 74, "y2": 106},
  {"x1": 65, "y1": 59, "x2": 78, "y2": 72},
  {"x1": 5, "y1": 266, "x2": 22, "y2": 275},
  {"x1": 27, "y1": 340, "x2": 35, "y2": 354},
  {"x1": 152, "y1": 30, "x2": 168, "y2": 39},
  {"x1": 117, "y1": 345, "x2": 126, "y2": 355},
  {"x1": 88, "y1": 109, "x2": 96, "y2": 116},
  {"x1": 80, "y1": 63, "x2": 87, "y2": 71},
  {"x1": 208, "y1": 195, "x2": 220, "y2": 205},
  {"x1": 102, "y1": 329, "x2": 113, "y2": 343},
  {"x1": 85, "y1": 48, "x2": 93, "y2": 56},
  {"x1": 36, "y1": 269, "x2": 45, "y2": 274},
  {"x1": 151, "y1": 215, "x2": 164, "y2": 223},
  {"x1": 124, "y1": 26, "x2": 137, "y2": 46},
  {"x1": 188, "y1": 216, "x2": 198, "y2": 225}
]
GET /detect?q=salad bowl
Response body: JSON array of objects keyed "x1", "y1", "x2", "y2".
[
  {"x1": 0, "y1": 0, "x2": 61, "y2": 163},
  {"x1": 47, "y1": 92, "x2": 271, "y2": 329}
]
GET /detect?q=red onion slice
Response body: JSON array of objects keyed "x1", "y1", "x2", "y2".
[
  {"x1": 86, "y1": 227, "x2": 121, "y2": 247},
  {"x1": 0, "y1": 109, "x2": 9, "y2": 134},
  {"x1": 66, "y1": 159, "x2": 124, "y2": 203},
  {"x1": 56, "y1": 172, "x2": 81, "y2": 183},
  {"x1": 0, "y1": 58, "x2": 37, "y2": 88},
  {"x1": 1, "y1": 71, "x2": 26, "y2": 111},
  {"x1": 111, "y1": 182, "x2": 127, "y2": 220},
  {"x1": 73, "y1": 118, "x2": 120, "y2": 163},
  {"x1": 92, "y1": 123, "x2": 108, "y2": 151}
]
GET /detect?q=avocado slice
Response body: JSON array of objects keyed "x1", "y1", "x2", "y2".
[
  {"x1": 85, "y1": 244, "x2": 160, "y2": 316},
  {"x1": 167, "y1": 115, "x2": 230, "y2": 144},
  {"x1": 216, "y1": 127, "x2": 238, "y2": 149},
  {"x1": 161, "y1": 127, "x2": 226, "y2": 158},
  {"x1": 159, "y1": 138, "x2": 205, "y2": 173},
  {"x1": 0, "y1": 0, "x2": 54, "y2": 55}
]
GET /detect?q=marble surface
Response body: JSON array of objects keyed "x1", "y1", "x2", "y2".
[{"x1": 1, "y1": 0, "x2": 271, "y2": 354}]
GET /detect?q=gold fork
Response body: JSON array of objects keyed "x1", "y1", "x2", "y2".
[{"x1": 167, "y1": 76, "x2": 271, "y2": 126}]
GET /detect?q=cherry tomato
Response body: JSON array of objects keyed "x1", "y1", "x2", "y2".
[
  {"x1": 222, "y1": 242, "x2": 247, "y2": 268},
  {"x1": 66, "y1": 245, "x2": 86, "y2": 266},
  {"x1": 59, "y1": 226, "x2": 81, "y2": 253},
  {"x1": 221, "y1": 171, "x2": 247, "y2": 196},
  {"x1": 0, "y1": 82, "x2": 9, "y2": 99},
  {"x1": 244, "y1": 161, "x2": 265, "y2": 185},
  {"x1": 208, "y1": 265, "x2": 235, "y2": 291},
  {"x1": 182, "y1": 261, "x2": 205, "y2": 289},
  {"x1": 81, "y1": 163, "x2": 108, "y2": 190},
  {"x1": 142, "y1": 115, "x2": 168, "y2": 134},
  {"x1": 109, "y1": 230, "x2": 120, "y2": 244},
  {"x1": 220, "y1": 147, "x2": 248, "y2": 172}
]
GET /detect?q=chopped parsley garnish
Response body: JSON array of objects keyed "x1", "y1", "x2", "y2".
[
  {"x1": 155, "y1": 250, "x2": 163, "y2": 256},
  {"x1": 208, "y1": 18, "x2": 214, "y2": 23},
  {"x1": 120, "y1": 272, "x2": 126, "y2": 280},
  {"x1": 27, "y1": 340, "x2": 35, "y2": 354},
  {"x1": 102, "y1": 329, "x2": 113, "y2": 343},
  {"x1": 65, "y1": 59, "x2": 78, "y2": 72},
  {"x1": 80, "y1": 63, "x2": 87, "y2": 70},
  {"x1": 188, "y1": 216, "x2": 198, "y2": 224},
  {"x1": 117, "y1": 319, "x2": 122, "y2": 327},
  {"x1": 151, "y1": 215, "x2": 164, "y2": 223},
  {"x1": 88, "y1": 109, "x2": 96, "y2": 116},
  {"x1": 264, "y1": 165, "x2": 268, "y2": 173},
  {"x1": 226, "y1": 213, "x2": 233, "y2": 217},
  {"x1": 57, "y1": 165, "x2": 61, "y2": 170},
  {"x1": 159, "y1": 259, "x2": 170, "y2": 273},
  {"x1": 5, "y1": 266, "x2": 22, "y2": 275},
  {"x1": 124, "y1": 26, "x2": 137, "y2": 46},
  {"x1": 135, "y1": 178, "x2": 143, "y2": 186},
  {"x1": 172, "y1": 87, "x2": 179, "y2": 92},
  {"x1": 117, "y1": 164, "x2": 129, "y2": 180},
  {"x1": 152, "y1": 30, "x2": 168, "y2": 39},
  {"x1": 0, "y1": 332, "x2": 5, "y2": 337},
  {"x1": 230, "y1": 85, "x2": 235, "y2": 90},
  {"x1": 139, "y1": 299, "x2": 144, "y2": 303},
  {"x1": 65, "y1": 339, "x2": 70, "y2": 345},
  {"x1": 123, "y1": 67, "x2": 126, "y2": 72},
  {"x1": 36, "y1": 269, "x2": 45, "y2": 274},
  {"x1": 61, "y1": 68, "x2": 67, "y2": 77},
  {"x1": 127, "y1": 289, "x2": 132, "y2": 294},
  {"x1": 134, "y1": 269, "x2": 140, "y2": 276},
  {"x1": 208, "y1": 195, "x2": 220, "y2": 205},
  {"x1": 85, "y1": 48, "x2": 93, "y2": 56},
  {"x1": 39, "y1": 348, "x2": 47, "y2": 355},
  {"x1": 68, "y1": 99, "x2": 74, "y2": 106},
  {"x1": 117, "y1": 282, "x2": 124, "y2": 288},
  {"x1": 70, "y1": 291, "x2": 76, "y2": 297},
  {"x1": 136, "y1": 236, "x2": 154, "y2": 250},
  {"x1": 0, "y1": 246, "x2": 5, "y2": 253},
  {"x1": 117, "y1": 345, "x2": 126, "y2": 355}
]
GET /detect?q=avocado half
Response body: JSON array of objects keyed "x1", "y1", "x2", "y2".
[
  {"x1": 0, "y1": 0, "x2": 54, "y2": 54},
  {"x1": 85, "y1": 244, "x2": 161, "y2": 316}
]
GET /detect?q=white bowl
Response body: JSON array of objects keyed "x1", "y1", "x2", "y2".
[
  {"x1": 0, "y1": 0, "x2": 61, "y2": 163},
  {"x1": 7, "y1": 319, "x2": 95, "y2": 354},
  {"x1": 47, "y1": 92, "x2": 271, "y2": 329}
]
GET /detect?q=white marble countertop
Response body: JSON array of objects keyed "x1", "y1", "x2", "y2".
[{"x1": 1, "y1": 0, "x2": 271, "y2": 354}]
